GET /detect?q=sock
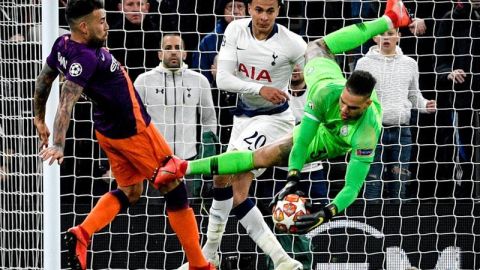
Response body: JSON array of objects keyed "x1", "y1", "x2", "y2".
[
  {"x1": 80, "y1": 189, "x2": 130, "y2": 237},
  {"x1": 233, "y1": 199, "x2": 290, "y2": 267},
  {"x1": 187, "y1": 150, "x2": 254, "y2": 175},
  {"x1": 202, "y1": 187, "x2": 233, "y2": 260},
  {"x1": 168, "y1": 207, "x2": 209, "y2": 268},
  {"x1": 323, "y1": 17, "x2": 390, "y2": 54},
  {"x1": 165, "y1": 181, "x2": 189, "y2": 211}
]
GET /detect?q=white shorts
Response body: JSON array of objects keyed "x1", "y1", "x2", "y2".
[{"x1": 227, "y1": 109, "x2": 295, "y2": 177}]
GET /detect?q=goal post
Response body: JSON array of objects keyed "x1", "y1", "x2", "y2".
[{"x1": 41, "y1": 1, "x2": 60, "y2": 270}]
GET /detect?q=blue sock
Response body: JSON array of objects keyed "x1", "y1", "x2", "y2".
[
  {"x1": 110, "y1": 189, "x2": 130, "y2": 211},
  {"x1": 231, "y1": 198, "x2": 255, "y2": 220},
  {"x1": 165, "y1": 182, "x2": 189, "y2": 211}
]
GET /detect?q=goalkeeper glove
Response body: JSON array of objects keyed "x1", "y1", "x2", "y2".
[
  {"x1": 269, "y1": 169, "x2": 301, "y2": 209},
  {"x1": 294, "y1": 203, "x2": 338, "y2": 234}
]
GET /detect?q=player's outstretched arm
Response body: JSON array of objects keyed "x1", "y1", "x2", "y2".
[
  {"x1": 294, "y1": 153, "x2": 372, "y2": 234},
  {"x1": 34, "y1": 63, "x2": 59, "y2": 149},
  {"x1": 306, "y1": 0, "x2": 412, "y2": 63},
  {"x1": 39, "y1": 80, "x2": 83, "y2": 165}
]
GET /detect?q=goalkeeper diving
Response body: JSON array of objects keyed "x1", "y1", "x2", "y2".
[{"x1": 152, "y1": 0, "x2": 412, "y2": 234}]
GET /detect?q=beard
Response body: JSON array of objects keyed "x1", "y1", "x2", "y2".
[
  {"x1": 88, "y1": 36, "x2": 106, "y2": 48},
  {"x1": 290, "y1": 78, "x2": 301, "y2": 85},
  {"x1": 290, "y1": 78, "x2": 305, "y2": 88},
  {"x1": 164, "y1": 57, "x2": 182, "y2": 69}
]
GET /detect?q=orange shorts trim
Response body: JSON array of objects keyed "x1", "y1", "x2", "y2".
[{"x1": 96, "y1": 124, "x2": 172, "y2": 187}]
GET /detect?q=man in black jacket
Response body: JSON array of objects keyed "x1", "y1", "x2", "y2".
[
  {"x1": 434, "y1": 0, "x2": 480, "y2": 196},
  {"x1": 107, "y1": 0, "x2": 161, "y2": 81}
]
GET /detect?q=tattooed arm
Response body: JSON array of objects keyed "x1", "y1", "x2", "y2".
[
  {"x1": 34, "y1": 64, "x2": 59, "y2": 148},
  {"x1": 39, "y1": 79, "x2": 84, "y2": 165},
  {"x1": 304, "y1": 38, "x2": 335, "y2": 64}
]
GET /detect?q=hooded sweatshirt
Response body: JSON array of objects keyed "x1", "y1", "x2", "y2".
[
  {"x1": 355, "y1": 45, "x2": 429, "y2": 125},
  {"x1": 134, "y1": 63, "x2": 217, "y2": 159}
]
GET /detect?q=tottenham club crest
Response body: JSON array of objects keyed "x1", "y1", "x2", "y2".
[
  {"x1": 69, "y1": 63, "x2": 83, "y2": 77},
  {"x1": 340, "y1": 125, "x2": 348, "y2": 136}
]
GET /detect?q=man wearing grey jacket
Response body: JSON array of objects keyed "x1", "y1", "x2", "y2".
[
  {"x1": 355, "y1": 28, "x2": 436, "y2": 202},
  {"x1": 135, "y1": 34, "x2": 218, "y2": 197}
]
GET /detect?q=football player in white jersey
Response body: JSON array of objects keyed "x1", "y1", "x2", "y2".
[{"x1": 200, "y1": 0, "x2": 306, "y2": 269}]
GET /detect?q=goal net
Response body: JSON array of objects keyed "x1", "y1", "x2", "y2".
[
  {"x1": 0, "y1": 1, "x2": 43, "y2": 269},
  {"x1": 1, "y1": 0, "x2": 479, "y2": 269}
]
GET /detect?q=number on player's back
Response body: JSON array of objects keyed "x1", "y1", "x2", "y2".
[{"x1": 243, "y1": 131, "x2": 267, "y2": 150}]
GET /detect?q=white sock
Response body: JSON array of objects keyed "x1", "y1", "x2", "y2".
[
  {"x1": 202, "y1": 197, "x2": 232, "y2": 260},
  {"x1": 239, "y1": 206, "x2": 291, "y2": 267}
]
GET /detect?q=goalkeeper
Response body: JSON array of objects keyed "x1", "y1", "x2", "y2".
[{"x1": 154, "y1": 0, "x2": 412, "y2": 234}]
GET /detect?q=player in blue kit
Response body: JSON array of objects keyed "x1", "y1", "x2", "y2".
[{"x1": 34, "y1": 1, "x2": 214, "y2": 269}]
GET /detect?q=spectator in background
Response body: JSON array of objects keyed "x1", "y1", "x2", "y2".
[
  {"x1": 108, "y1": 0, "x2": 160, "y2": 81},
  {"x1": 356, "y1": 28, "x2": 436, "y2": 202},
  {"x1": 434, "y1": 0, "x2": 480, "y2": 197},
  {"x1": 349, "y1": 0, "x2": 427, "y2": 69},
  {"x1": 134, "y1": 33, "x2": 218, "y2": 197},
  {"x1": 191, "y1": 0, "x2": 247, "y2": 83}
]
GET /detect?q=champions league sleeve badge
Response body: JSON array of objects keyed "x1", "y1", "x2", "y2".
[{"x1": 69, "y1": 63, "x2": 83, "y2": 77}]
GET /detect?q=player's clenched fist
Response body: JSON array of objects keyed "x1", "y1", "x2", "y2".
[{"x1": 259, "y1": 86, "x2": 289, "y2": 104}]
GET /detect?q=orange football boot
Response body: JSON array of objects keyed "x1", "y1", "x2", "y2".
[
  {"x1": 65, "y1": 226, "x2": 90, "y2": 270},
  {"x1": 385, "y1": 0, "x2": 412, "y2": 28},
  {"x1": 151, "y1": 155, "x2": 188, "y2": 189}
]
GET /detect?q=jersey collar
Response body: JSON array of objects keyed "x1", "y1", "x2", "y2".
[{"x1": 248, "y1": 20, "x2": 278, "y2": 40}]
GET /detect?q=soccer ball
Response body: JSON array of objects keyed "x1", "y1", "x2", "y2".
[{"x1": 272, "y1": 194, "x2": 309, "y2": 234}]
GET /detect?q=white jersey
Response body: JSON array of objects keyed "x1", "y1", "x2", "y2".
[
  {"x1": 288, "y1": 90, "x2": 308, "y2": 124},
  {"x1": 216, "y1": 18, "x2": 307, "y2": 114},
  {"x1": 355, "y1": 45, "x2": 429, "y2": 125},
  {"x1": 134, "y1": 64, "x2": 217, "y2": 159}
]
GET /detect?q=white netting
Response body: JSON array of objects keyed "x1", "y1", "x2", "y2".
[
  {"x1": 0, "y1": 1, "x2": 43, "y2": 269},
  {"x1": 1, "y1": 0, "x2": 479, "y2": 269}
]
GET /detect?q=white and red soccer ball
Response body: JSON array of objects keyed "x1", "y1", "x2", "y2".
[{"x1": 272, "y1": 194, "x2": 310, "y2": 234}]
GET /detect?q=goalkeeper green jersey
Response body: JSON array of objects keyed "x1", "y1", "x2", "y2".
[{"x1": 289, "y1": 57, "x2": 382, "y2": 212}]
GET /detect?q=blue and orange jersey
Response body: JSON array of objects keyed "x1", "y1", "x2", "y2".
[{"x1": 46, "y1": 34, "x2": 150, "y2": 139}]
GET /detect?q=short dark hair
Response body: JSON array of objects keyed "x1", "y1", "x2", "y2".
[
  {"x1": 247, "y1": 0, "x2": 283, "y2": 7},
  {"x1": 346, "y1": 70, "x2": 376, "y2": 97},
  {"x1": 160, "y1": 33, "x2": 184, "y2": 49},
  {"x1": 215, "y1": 0, "x2": 248, "y2": 15},
  {"x1": 65, "y1": 0, "x2": 104, "y2": 26}
]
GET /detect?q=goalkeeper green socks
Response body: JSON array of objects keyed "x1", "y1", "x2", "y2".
[
  {"x1": 323, "y1": 17, "x2": 390, "y2": 54},
  {"x1": 188, "y1": 150, "x2": 255, "y2": 175}
]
